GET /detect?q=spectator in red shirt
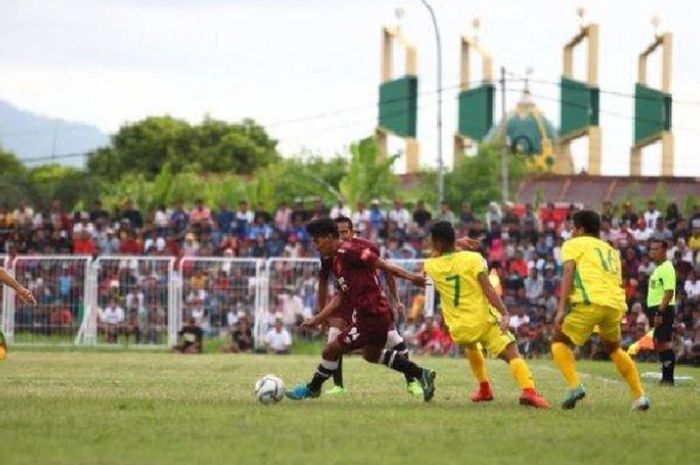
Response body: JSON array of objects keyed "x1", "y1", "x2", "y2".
[
  {"x1": 416, "y1": 317, "x2": 446, "y2": 355},
  {"x1": 119, "y1": 231, "x2": 142, "y2": 255},
  {"x1": 73, "y1": 231, "x2": 98, "y2": 256},
  {"x1": 508, "y1": 251, "x2": 529, "y2": 279}
]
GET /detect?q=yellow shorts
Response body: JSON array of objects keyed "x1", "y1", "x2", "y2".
[
  {"x1": 452, "y1": 322, "x2": 515, "y2": 357},
  {"x1": 562, "y1": 303, "x2": 623, "y2": 347}
]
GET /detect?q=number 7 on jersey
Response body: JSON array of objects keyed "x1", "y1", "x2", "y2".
[{"x1": 446, "y1": 274, "x2": 460, "y2": 306}]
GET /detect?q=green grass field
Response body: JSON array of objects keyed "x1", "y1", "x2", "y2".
[{"x1": 0, "y1": 352, "x2": 698, "y2": 465}]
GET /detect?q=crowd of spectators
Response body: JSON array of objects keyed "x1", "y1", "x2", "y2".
[{"x1": 1, "y1": 196, "x2": 699, "y2": 364}]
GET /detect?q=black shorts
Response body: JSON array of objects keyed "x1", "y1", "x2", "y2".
[{"x1": 647, "y1": 306, "x2": 674, "y2": 345}]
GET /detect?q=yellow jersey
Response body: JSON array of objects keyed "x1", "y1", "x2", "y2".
[
  {"x1": 424, "y1": 251, "x2": 500, "y2": 338},
  {"x1": 561, "y1": 236, "x2": 626, "y2": 311}
]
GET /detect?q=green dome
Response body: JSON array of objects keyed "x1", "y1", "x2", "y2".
[{"x1": 485, "y1": 94, "x2": 558, "y2": 169}]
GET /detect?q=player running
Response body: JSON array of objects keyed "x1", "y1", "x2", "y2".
[
  {"x1": 423, "y1": 221, "x2": 550, "y2": 408},
  {"x1": 286, "y1": 218, "x2": 436, "y2": 401},
  {"x1": 0, "y1": 265, "x2": 37, "y2": 360},
  {"x1": 319, "y1": 216, "x2": 423, "y2": 397},
  {"x1": 550, "y1": 210, "x2": 649, "y2": 411}
]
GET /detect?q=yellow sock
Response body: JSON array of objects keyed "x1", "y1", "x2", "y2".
[
  {"x1": 465, "y1": 347, "x2": 489, "y2": 383},
  {"x1": 551, "y1": 342, "x2": 581, "y2": 388},
  {"x1": 508, "y1": 357, "x2": 535, "y2": 390},
  {"x1": 610, "y1": 349, "x2": 644, "y2": 399}
]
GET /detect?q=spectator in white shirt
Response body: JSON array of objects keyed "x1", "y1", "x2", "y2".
[
  {"x1": 329, "y1": 200, "x2": 351, "y2": 219},
  {"x1": 274, "y1": 202, "x2": 292, "y2": 232},
  {"x1": 154, "y1": 204, "x2": 170, "y2": 229},
  {"x1": 508, "y1": 306, "x2": 530, "y2": 332},
  {"x1": 265, "y1": 319, "x2": 292, "y2": 354},
  {"x1": 389, "y1": 200, "x2": 411, "y2": 238},
  {"x1": 351, "y1": 201, "x2": 371, "y2": 236},
  {"x1": 99, "y1": 298, "x2": 125, "y2": 343},
  {"x1": 643, "y1": 200, "x2": 661, "y2": 230},
  {"x1": 685, "y1": 272, "x2": 700, "y2": 303}
]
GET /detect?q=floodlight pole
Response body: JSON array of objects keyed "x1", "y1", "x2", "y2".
[
  {"x1": 418, "y1": 0, "x2": 444, "y2": 206},
  {"x1": 500, "y1": 66, "x2": 509, "y2": 203}
]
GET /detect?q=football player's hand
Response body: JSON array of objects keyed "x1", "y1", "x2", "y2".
[
  {"x1": 301, "y1": 317, "x2": 319, "y2": 329},
  {"x1": 456, "y1": 236, "x2": 481, "y2": 251},
  {"x1": 395, "y1": 301, "x2": 406, "y2": 318},
  {"x1": 17, "y1": 287, "x2": 36, "y2": 305},
  {"x1": 410, "y1": 274, "x2": 427, "y2": 287},
  {"x1": 500, "y1": 314, "x2": 510, "y2": 333}
]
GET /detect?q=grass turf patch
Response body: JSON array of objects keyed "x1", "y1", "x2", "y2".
[{"x1": 0, "y1": 352, "x2": 698, "y2": 465}]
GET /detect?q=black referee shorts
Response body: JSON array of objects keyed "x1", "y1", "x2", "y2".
[{"x1": 646, "y1": 306, "x2": 675, "y2": 345}]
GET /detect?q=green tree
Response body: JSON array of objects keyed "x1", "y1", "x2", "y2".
[
  {"x1": 28, "y1": 164, "x2": 100, "y2": 210},
  {"x1": 0, "y1": 147, "x2": 32, "y2": 207},
  {"x1": 443, "y1": 143, "x2": 527, "y2": 214},
  {"x1": 87, "y1": 116, "x2": 279, "y2": 181},
  {"x1": 339, "y1": 137, "x2": 398, "y2": 207}
]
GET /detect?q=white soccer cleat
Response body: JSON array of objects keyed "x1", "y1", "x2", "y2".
[{"x1": 631, "y1": 395, "x2": 650, "y2": 412}]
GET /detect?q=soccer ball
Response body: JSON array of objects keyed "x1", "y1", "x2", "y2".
[{"x1": 255, "y1": 374, "x2": 285, "y2": 404}]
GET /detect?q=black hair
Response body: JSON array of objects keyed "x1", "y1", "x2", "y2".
[
  {"x1": 334, "y1": 215, "x2": 354, "y2": 230},
  {"x1": 430, "y1": 221, "x2": 456, "y2": 246},
  {"x1": 306, "y1": 217, "x2": 339, "y2": 239},
  {"x1": 572, "y1": 210, "x2": 601, "y2": 236},
  {"x1": 650, "y1": 238, "x2": 668, "y2": 250}
]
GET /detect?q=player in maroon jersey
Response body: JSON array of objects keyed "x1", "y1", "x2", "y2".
[
  {"x1": 319, "y1": 216, "x2": 423, "y2": 396},
  {"x1": 286, "y1": 218, "x2": 436, "y2": 401}
]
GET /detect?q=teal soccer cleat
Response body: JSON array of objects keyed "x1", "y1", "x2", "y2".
[
  {"x1": 420, "y1": 369, "x2": 436, "y2": 402},
  {"x1": 285, "y1": 384, "x2": 321, "y2": 400},
  {"x1": 561, "y1": 385, "x2": 586, "y2": 410}
]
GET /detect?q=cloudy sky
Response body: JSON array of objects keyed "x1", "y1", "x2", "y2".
[{"x1": 1, "y1": 0, "x2": 699, "y2": 176}]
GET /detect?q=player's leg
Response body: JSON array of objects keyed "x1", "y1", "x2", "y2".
[
  {"x1": 551, "y1": 307, "x2": 593, "y2": 409},
  {"x1": 493, "y1": 333, "x2": 549, "y2": 409},
  {"x1": 650, "y1": 307, "x2": 676, "y2": 385},
  {"x1": 598, "y1": 311, "x2": 649, "y2": 411},
  {"x1": 386, "y1": 324, "x2": 422, "y2": 396},
  {"x1": 464, "y1": 342, "x2": 493, "y2": 402},
  {"x1": 366, "y1": 344, "x2": 436, "y2": 402},
  {"x1": 326, "y1": 317, "x2": 348, "y2": 394},
  {"x1": 286, "y1": 339, "x2": 344, "y2": 400}
]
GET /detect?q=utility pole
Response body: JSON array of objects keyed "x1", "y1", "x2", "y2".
[
  {"x1": 418, "y1": 0, "x2": 444, "y2": 206},
  {"x1": 499, "y1": 66, "x2": 508, "y2": 204}
]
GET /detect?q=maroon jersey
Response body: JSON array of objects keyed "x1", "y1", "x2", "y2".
[{"x1": 332, "y1": 238, "x2": 391, "y2": 316}]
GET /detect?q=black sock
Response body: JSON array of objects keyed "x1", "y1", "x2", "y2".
[
  {"x1": 391, "y1": 342, "x2": 414, "y2": 383},
  {"x1": 381, "y1": 350, "x2": 423, "y2": 381},
  {"x1": 307, "y1": 361, "x2": 337, "y2": 392},
  {"x1": 660, "y1": 349, "x2": 676, "y2": 383},
  {"x1": 332, "y1": 355, "x2": 344, "y2": 387}
]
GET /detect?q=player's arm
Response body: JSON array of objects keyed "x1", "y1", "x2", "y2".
[
  {"x1": 318, "y1": 272, "x2": 329, "y2": 311},
  {"x1": 477, "y1": 271, "x2": 510, "y2": 332},
  {"x1": 554, "y1": 260, "x2": 575, "y2": 329},
  {"x1": 302, "y1": 294, "x2": 342, "y2": 328},
  {"x1": 375, "y1": 259, "x2": 426, "y2": 287},
  {"x1": 0, "y1": 267, "x2": 36, "y2": 304},
  {"x1": 384, "y1": 273, "x2": 405, "y2": 316},
  {"x1": 456, "y1": 236, "x2": 481, "y2": 251}
]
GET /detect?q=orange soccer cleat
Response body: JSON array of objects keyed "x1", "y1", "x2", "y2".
[
  {"x1": 470, "y1": 382, "x2": 494, "y2": 402},
  {"x1": 519, "y1": 388, "x2": 551, "y2": 409}
]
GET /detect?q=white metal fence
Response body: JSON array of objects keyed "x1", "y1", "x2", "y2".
[{"x1": 1, "y1": 256, "x2": 429, "y2": 348}]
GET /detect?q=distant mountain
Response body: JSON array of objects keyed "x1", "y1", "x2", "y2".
[{"x1": 0, "y1": 100, "x2": 110, "y2": 167}]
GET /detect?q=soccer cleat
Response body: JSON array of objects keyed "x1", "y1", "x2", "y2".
[
  {"x1": 561, "y1": 385, "x2": 586, "y2": 410},
  {"x1": 326, "y1": 385, "x2": 348, "y2": 395},
  {"x1": 406, "y1": 381, "x2": 424, "y2": 397},
  {"x1": 519, "y1": 388, "x2": 551, "y2": 409},
  {"x1": 631, "y1": 395, "x2": 651, "y2": 412},
  {"x1": 285, "y1": 384, "x2": 321, "y2": 401},
  {"x1": 420, "y1": 368, "x2": 436, "y2": 402},
  {"x1": 471, "y1": 383, "x2": 494, "y2": 403}
]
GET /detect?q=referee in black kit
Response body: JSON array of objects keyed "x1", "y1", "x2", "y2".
[{"x1": 647, "y1": 239, "x2": 678, "y2": 385}]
